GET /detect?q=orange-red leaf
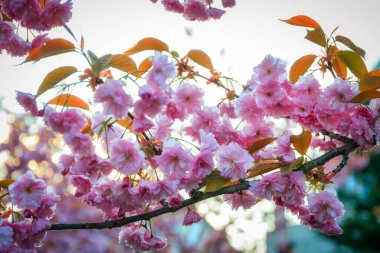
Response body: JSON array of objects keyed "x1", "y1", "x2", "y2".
[
  {"x1": 332, "y1": 56, "x2": 347, "y2": 79},
  {"x1": 289, "y1": 54, "x2": 317, "y2": 84},
  {"x1": 187, "y1": 49, "x2": 214, "y2": 71},
  {"x1": 80, "y1": 36, "x2": 85, "y2": 50},
  {"x1": 37, "y1": 66, "x2": 77, "y2": 97},
  {"x1": 337, "y1": 50, "x2": 368, "y2": 79},
  {"x1": 281, "y1": 15, "x2": 320, "y2": 28},
  {"x1": 48, "y1": 94, "x2": 89, "y2": 110},
  {"x1": 0, "y1": 179, "x2": 15, "y2": 190},
  {"x1": 290, "y1": 130, "x2": 312, "y2": 155},
  {"x1": 247, "y1": 137, "x2": 277, "y2": 154},
  {"x1": 109, "y1": 54, "x2": 138, "y2": 76},
  {"x1": 38, "y1": 0, "x2": 46, "y2": 8},
  {"x1": 117, "y1": 118, "x2": 133, "y2": 130},
  {"x1": 305, "y1": 27, "x2": 326, "y2": 47},
  {"x1": 24, "y1": 38, "x2": 75, "y2": 63},
  {"x1": 124, "y1": 37, "x2": 169, "y2": 56},
  {"x1": 137, "y1": 57, "x2": 153, "y2": 77},
  {"x1": 348, "y1": 90, "x2": 380, "y2": 103},
  {"x1": 247, "y1": 160, "x2": 284, "y2": 178},
  {"x1": 359, "y1": 70, "x2": 380, "y2": 92}
]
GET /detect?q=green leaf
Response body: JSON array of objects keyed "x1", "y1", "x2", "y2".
[
  {"x1": 204, "y1": 171, "x2": 230, "y2": 192},
  {"x1": 337, "y1": 50, "x2": 368, "y2": 79},
  {"x1": 335, "y1": 35, "x2": 366, "y2": 58},
  {"x1": 88, "y1": 51, "x2": 112, "y2": 78},
  {"x1": 305, "y1": 27, "x2": 326, "y2": 47},
  {"x1": 36, "y1": 66, "x2": 77, "y2": 97},
  {"x1": 280, "y1": 157, "x2": 304, "y2": 174}
]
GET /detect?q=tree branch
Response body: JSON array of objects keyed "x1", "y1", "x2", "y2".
[{"x1": 49, "y1": 140, "x2": 359, "y2": 231}]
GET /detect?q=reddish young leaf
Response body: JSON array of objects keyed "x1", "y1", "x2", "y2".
[
  {"x1": 109, "y1": 54, "x2": 138, "y2": 76},
  {"x1": 80, "y1": 36, "x2": 85, "y2": 50},
  {"x1": 247, "y1": 160, "x2": 284, "y2": 178},
  {"x1": 0, "y1": 179, "x2": 15, "y2": 190},
  {"x1": 290, "y1": 129, "x2": 312, "y2": 155},
  {"x1": 48, "y1": 94, "x2": 90, "y2": 110},
  {"x1": 337, "y1": 50, "x2": 368, "y2": 79},
  {"x1": 24, "y1": 38, "x2": 75, "y2": 63},
  {"x1": 289, "y1": 54, "x2": 317, "y2": 84},
  {"x1": 359, "y1": 70, "x2": 380, "y2": 91},
  {"x1": 348, "y1": 90, "x2": 380, "y2": 103},
  {"x1": 36, "y1": 66, "x2": 77, "y2": 97},
  {"x1": 187, "y1": 49, "x2": 214, "y2": 71},
  {"x1": 305, "y1": 27, "x2": 326, "y2": 47},
  {"x1": 38, "y1": 0, "x2": 46, "y2": 8},
  {"x1": 247, "y1": 137, "x2": 277, "y2": 154},
  {"x1": 124, "y1": 37, "x2": 169, "y2": 56},
  {"x1": 280, "y1": 15, "x2": 320, "y2": 28},
  {"x1": 117, "y1": 118, "x2": 133, "y2": 131},
  {"x1": 137, "y1": 57, "x2": 153, "y2": 77}
]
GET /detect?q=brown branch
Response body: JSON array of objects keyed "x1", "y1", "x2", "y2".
[{"x1": 49, "y1": 139, "x2": 359, "y2": 231}]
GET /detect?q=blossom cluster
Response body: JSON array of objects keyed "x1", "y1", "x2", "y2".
[
  {"x1": 0, "y1": 0, "x2": 72, "y2": 56},
  {"x1": 150, "y1": 0, "x2": 236, "y2": 21},
  {"x1": 0, "y1": 172, "x2": 59, "y2": 251},
  {"x1": 9, "y1": 50, "x2": 379, "y2": 251}
]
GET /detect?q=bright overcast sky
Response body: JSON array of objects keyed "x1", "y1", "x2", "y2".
[{"x1": 0, "y1": 0, "x2": 380, "y2": 130}]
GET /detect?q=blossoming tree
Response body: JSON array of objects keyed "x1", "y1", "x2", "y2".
[{"x1": 1, "y1": 0, "x2": 380, "y2": 252}]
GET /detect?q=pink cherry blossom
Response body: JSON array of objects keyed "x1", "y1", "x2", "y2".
[
  {"x1": 16, "y1": 91, "x2": 38, "y2": 116},
  {"x1": 191, "y1": 151, "x2": 215, "y2": 179},
  {"x1": 146, "y1": 52, "x2": 177, "y2": 92},
  {"x1": 132, "y1": 115, "x2": 154, "y2": 133},
  {"x1": 323, "y1": 77, "x2": 357, "y2": 111},
  {"x1": 182, "y1": 209, "x2": 203, "y2": 226},
  {"x1": 32, "y1": 192, "x2": 60, "y2": 220},
  {"x1": 239, "y1": 121, "x2": 273, "y2": 148},
  {"x1": 183, "y1": 0, "x2": 210, "y2": 21},
  {"x1": 39, "y1": 0, "x2": 72, "y2": 30},
  {"x1": 207, "y1": 7, "x2": 225, "y2": 20},
  {"x1": 308, "y1": 190, "x2": 345, "y2": 224},
  {"x1": 222, "y1": 0, "x2": 236, "y2": 8},
  {"x1": 110, "y1": 139, "x2": 146, "y2": 176},
  {"x1": 0, "y1": 222, "x2": 13, "y2": 251},
  {"x1": 165, "y1": 101, "x2": 186, "y2": 120},
  {"x1": 9, "y1": 171, "x2": 47, "y2": 210},
  {"x1": 71, "y1": 175, "x2": 92, "y2": 197},
  {"x1": 255, "y1": 80, "x2": 287, "y2": 108},
  {"x1": 63, "y1": 132, "x2": 94, "y2": 156},
  {"x1": 234, "y1": 91, "x2": 263, "y2": 123},
  {"x1": 2, "y1": 0, "x2": 41, "y2": 21},
  {"x1": 292, "y1": 74, "x2": 322, "y2": 103},
  {"x1": 274, "y1": 131, "x2": 295, "y2": 164},
  {"x1": 94, "y1": 79, "x2": 133, "y2": 119},
  {"x1": 154, "y1": 115, "x2": 173, "y2": 140},
  {"x1": 224, "y1": 191, "x2": 257, "y2": 210},
  {"x1": 219, "y1": 102, "x2": 236, "y2": 119},
  {"x1": 253, "y1": 55, "x2": 286, "y2": 83},
  {"x1": 44, "y1": 108, "x2": 87, "y2": 134},
  {"x1": 199, "y1": 130, "x2": 219, "y2": 153},
  {"x1": 12, "y1": 219, "x2": 50, "y2": 249},
  {"x1": 134, "y1": 85, "x2": 168, "y2": 118},
  {"x1": 119, "y1": 225, "x2": 167, "y2": 251},
  {"x1": 162, "y1": 0, "x2": 184, "y2": 13},
  {"x1": 216, "y1": 142, "x2": 253, "y2": 181},
  {"x1": 213, "y1": 115, "x2": 239, "y2": 145},
  {"x1": 173, "y1": 83, "x2": 204, "y2": 115},
  {"x1": 154, "y1": 139, "x2": 194, "y2": 179}
]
